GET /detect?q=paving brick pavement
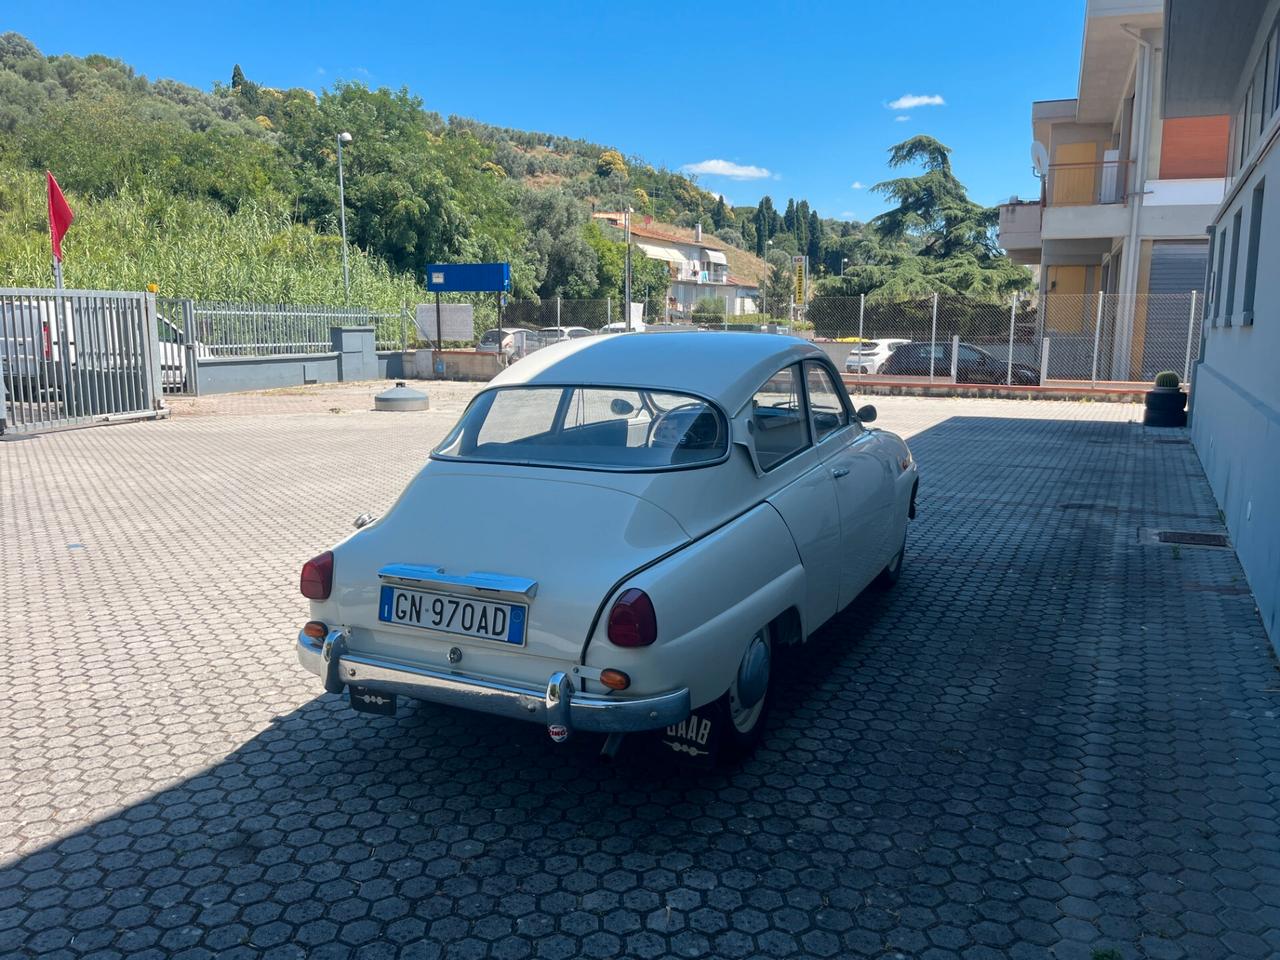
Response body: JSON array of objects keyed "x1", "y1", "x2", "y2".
[{"x1": 1, "y1": 385, "x2": 1277, "y2": 960}]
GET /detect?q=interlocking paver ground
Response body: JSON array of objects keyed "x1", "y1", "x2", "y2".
[{"x1": 2, "y1": 384, "x2": 1276, "y2": 960}]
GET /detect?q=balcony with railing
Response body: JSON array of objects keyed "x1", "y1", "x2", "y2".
[
  {"x1": 1044, "y1": 160, "x2": 1132, "y2": 206},
  {"x1": 673, "y1": 263, "x2": 730, "y2": 285}
]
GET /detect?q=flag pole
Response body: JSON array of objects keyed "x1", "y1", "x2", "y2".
[{"x1": 52, "y1": 257, "x2": 64, "y2": 290}]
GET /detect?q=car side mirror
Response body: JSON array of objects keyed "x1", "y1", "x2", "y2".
[
  {"x1": 609, "y1": 398, "x2": 635, "y2": 416},
  {"x1": 856, "y1": 404, "x2": 877, "y2": 423}
]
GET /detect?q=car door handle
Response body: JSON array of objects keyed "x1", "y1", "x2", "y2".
[{"x1": 832, "y1": 467, "x2": 850, "y2": 479}]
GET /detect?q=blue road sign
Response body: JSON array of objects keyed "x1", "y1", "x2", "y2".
[{"x1": 425, "y1": 263, "x2": 511, "y2": 293}]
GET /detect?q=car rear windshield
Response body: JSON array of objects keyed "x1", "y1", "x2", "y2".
[{"x1": 433, "y1": 386, "x2": 728, "y2": 470}]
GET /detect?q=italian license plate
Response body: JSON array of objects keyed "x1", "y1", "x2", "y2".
[{"x1": 378, "y1": 585, "x2": 526, "y2": 645}]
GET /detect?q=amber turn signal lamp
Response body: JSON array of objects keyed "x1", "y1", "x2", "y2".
[
  {"x1": 303, "y1": 620, "x2": 328, "y2": 639},
  {"x1": 599, "y1": 669, "x2": 631, "y2": 691}
]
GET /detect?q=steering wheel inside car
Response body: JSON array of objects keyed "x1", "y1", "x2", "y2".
[{"x1": 647, "y1": 403, "x2": 723, "y2": 451}]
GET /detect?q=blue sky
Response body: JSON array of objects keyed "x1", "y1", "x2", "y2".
[{"x1": 8, "y1": 0, "x2": 1086, "y2": 222}]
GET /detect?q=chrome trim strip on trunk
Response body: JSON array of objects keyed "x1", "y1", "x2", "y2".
[{"x1": 377, "y1": 563, "x2": 538, "y2": 599}]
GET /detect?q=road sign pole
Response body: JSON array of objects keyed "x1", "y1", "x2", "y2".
[{"x1": 434, "y1": 293, "x2": 444, "y2": 377}]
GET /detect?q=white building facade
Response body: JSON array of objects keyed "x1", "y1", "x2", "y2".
[{"x1": 1166, "y1": 0, "x2": 1280, "y2": 644}]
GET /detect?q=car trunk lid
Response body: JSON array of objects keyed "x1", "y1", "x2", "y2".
[{"x1": 332, "y1": 468, "x2": 690, "y2": 687}]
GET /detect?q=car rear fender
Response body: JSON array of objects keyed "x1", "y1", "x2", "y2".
[{"x1": 582, "y1": 502, "x2": 805, "y2": 709}]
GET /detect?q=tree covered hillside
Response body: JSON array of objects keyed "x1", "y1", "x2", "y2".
[
  {"x1": 0, "y1": 34, "x2": 743, "y2": 306},
  {"x1": 0, "y1": 33, "x2": 1027, "y2": 308}
]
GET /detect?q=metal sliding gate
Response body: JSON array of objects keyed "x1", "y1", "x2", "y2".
[{"x1": 1, "y1": 288, "x2": 163, "y2": 436}]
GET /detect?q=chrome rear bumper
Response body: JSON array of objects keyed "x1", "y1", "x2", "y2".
[{"x1": 298, "y1": 628, "x2": 689, "y2": 738}]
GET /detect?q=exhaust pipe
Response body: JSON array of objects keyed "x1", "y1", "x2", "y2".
[{"x1": 599, "y1": 732, "x2": 626, "y2": 762}]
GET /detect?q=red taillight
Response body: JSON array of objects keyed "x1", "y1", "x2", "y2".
[
  {"x1": 300, "y1": 551, "x2": 334, "y2": 600},
  {"x1": 607, "y1": 588, "x2": 657, "y2": 647},
  {"x1": 42, "y1": 322, "x2": 52, "y2": 360}
]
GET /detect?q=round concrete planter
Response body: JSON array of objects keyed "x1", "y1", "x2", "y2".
[{"x1": 1142, "y1": 387, "x2": 1186, "y2": 427}]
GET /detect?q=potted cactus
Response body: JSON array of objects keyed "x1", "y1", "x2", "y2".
[{"x1": 1143, "y1": 370, "x2": 1187, "y2": 427}]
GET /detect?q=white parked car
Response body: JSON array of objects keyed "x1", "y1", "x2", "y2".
[
  {"x1": 535, "y1": 325, "x2": 594, "y2": 346},
  {"x1": 297, "y1": 333, "x2": 918, "y2": 763},
  {"x1": 477, "y1": 326, "x2": 535, "y2": 360},
  {"x1": 601, "y1": 319, "x2": 646, "y2": 334},
  {"x1": 845, "y1": 338, "x2": 911, "y2": 375}
]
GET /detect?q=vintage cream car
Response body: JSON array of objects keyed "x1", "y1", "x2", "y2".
[{"x1": 297, "y1": 333, "x2": 918, "y2": 762}]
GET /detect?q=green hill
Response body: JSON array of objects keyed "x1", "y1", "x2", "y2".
[
  {"x1": 0, "y1": 33, "x2": 1023, "y2": 311},
  {"x1": 0, "y1": 33, "x2": 783, "y2": 309}
]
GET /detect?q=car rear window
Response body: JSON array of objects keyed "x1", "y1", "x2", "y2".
[{"x1": 433, "y1": 386, "x2": 728, "y2": 470}]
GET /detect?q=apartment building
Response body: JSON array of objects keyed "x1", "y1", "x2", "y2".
[
  {"x1": 998, "y1": 0, "x2": 1227, "y2": 380},
  {"x1": 592, "y1": 214, "x2": 761, "y2": 319},
  {"x1": 1164, "y1": 0, "x2": 1279, "y2": 643}
]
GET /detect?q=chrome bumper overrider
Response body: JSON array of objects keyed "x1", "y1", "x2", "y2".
[{"x1": 297, "y1": 628, "x2": 690, "y2": 737}]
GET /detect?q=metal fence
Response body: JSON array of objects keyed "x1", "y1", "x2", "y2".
[
  {"x1": 499, "y1": 298, "x2": 775, "y2": 334},
  {"x1": 157, "y1": 299, "x2": 409, "y2": 361},
  {"x1": 807, "y1": 291, "x2": 1203, "y2": 386},
  {"x1": 1, "y1": 288, "x2": 162, "y2": 435}
]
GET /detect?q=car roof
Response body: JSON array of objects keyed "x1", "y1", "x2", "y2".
[{"x1": 489, "y1": 332, "x2": 829, "y2": 413}]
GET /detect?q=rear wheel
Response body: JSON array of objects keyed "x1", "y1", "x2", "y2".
[
  {"x1": 874, "y1": 531, "x2": 906, "y2": 589},
  {"x1": 716, "y1": 626, "x2": 774, "y2": 764},
  {"x1": 660, "y1": 626, "x2": 774, "y2": 766}
]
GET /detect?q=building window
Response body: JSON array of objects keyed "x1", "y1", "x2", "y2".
[
  {"x1": 1225, "y1": 207, "x2": 1243, "y2": 326},
  {"x1": 1251, "y1": 50, "x2": 1267, "y2": 140},
  {"x1": 1213, "y1": 224, "x2": 1227, "y2": 326},
  {"x1": 1234, "y1": 100, "x2": 1247, "y2": 174},
  {"x1": 1242, "y1": 181, "x2": 1266, "y2": 326},
  {"x1": 1272, "y1": 21, "x2": 1280, "y2": 122},
  {"x1": 1204, "y1": 230, "x2": 1217, "y2": 325},
  {"x1": 1265, "y1": 29, "x2": 1277, "y2": 121}
]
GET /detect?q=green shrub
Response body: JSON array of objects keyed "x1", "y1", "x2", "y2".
[{"x1": 1153, "y1": 371, "x2": 1181, "y2": 389}]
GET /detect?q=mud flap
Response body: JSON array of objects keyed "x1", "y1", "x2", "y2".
[{"x1": 659, "y1": 706, "x2": 721, "y2": 767}]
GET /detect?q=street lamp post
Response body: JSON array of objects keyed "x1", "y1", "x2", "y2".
[
  {"x1": 337, "y1": 131, "x2": 353, "y2": 303},
  {"x1": 763, "y1": 239, "x2": 774, "y2": 317},
  {"x1": 623, "y1": 207, "x2": 633, "y2": 326},
  {"x1": 840, "y1": 257, "x2": 849, "y2": 277}
]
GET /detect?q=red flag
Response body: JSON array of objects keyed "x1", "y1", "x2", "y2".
[{"x1": 47, "y1": 171, "x2": 74, "y2": 262}]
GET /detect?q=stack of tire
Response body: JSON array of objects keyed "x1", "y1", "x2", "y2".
[{"x1": 1143, "y1": 370, "x2": 1187, "y2": 427}]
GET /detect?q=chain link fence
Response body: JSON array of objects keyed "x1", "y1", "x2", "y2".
[{"x1": 808, "y1": 291, "x2": 1203, "y2": 387}]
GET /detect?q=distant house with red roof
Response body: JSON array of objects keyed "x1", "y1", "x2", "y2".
[{"x1": 593, "y1": 213, "x2": 762, "y2": 320}]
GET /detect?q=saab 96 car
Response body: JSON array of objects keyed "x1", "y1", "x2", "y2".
[{"x1": 297, "y1": 333, "x2": 918, "y2": 762}]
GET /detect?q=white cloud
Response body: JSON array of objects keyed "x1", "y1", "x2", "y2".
[
  {"x1": 894, "y1": 115, "x2": 911, "y2": 122},
  {"x1": 887, "y1": 93, "x2": 945, "y2": 110},
  {"x1": 681, "y1": 159, "x2": 773, "y2": 180},
  {"x1": 850, "y1": 180, "x2": 866, "y2": 190},
  {"x1": 840, "y1": 211, "x2": 856, "y2": 218}
]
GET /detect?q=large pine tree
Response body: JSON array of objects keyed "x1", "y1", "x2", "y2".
[{"x1": 815, "y1": 135, "x2": 1032, "y2": 300}]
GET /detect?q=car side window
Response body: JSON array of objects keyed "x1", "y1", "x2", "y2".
[
  {"x1": 803, "y1": 361, "x2": 850, "y2": 443},
  {"x1": 750, "y1": 364, "x2": 811, "y2": 471},
  {"x1": 897, "y1": 345, "x2": 925, "y2": 364},
  {"x1": 958, "y1": 345, "x2": 985, "y2": 364}
]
